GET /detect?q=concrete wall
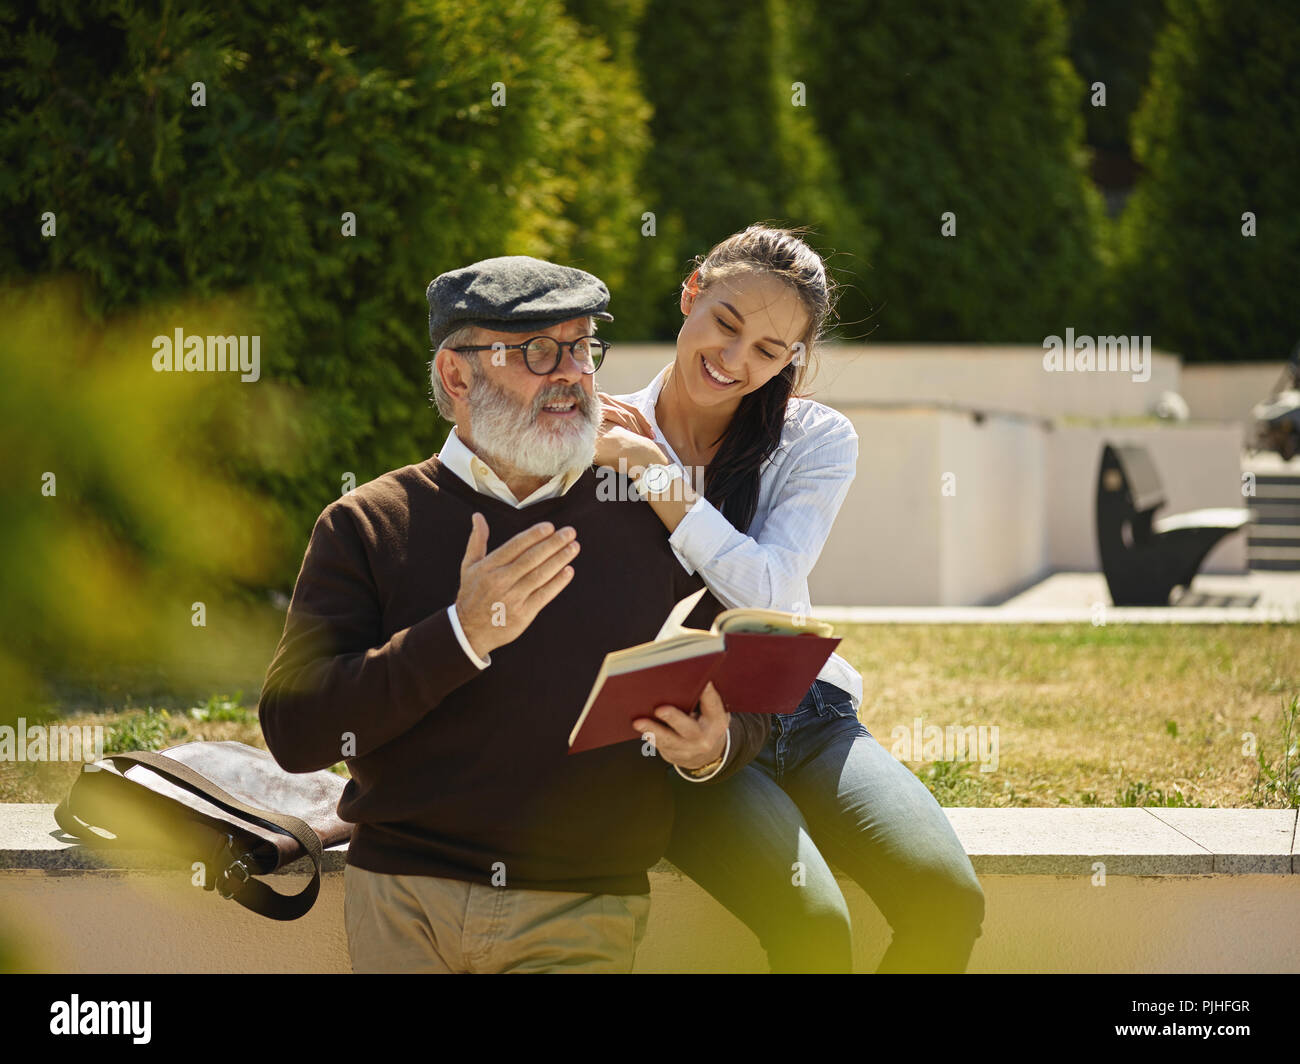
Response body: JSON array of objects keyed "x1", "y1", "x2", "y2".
[
  {"x1": 810, "y1": 408, "x2": 943, "y2": 606},
  {"x1": 938, "y1": 410, "x2": 1049, "y2": 605},
  {"x1": 810, "y1": 407, "x2": 1049, "y2": 607},
  {"x1": 647, "y1": 868, "x2": 1300, "y2": 974},
  {"x1": 6, "y1": 805, "x2": 1294, "y2": 973},
  {"x1": 811, "y1": 345, "x2": 1183, "y2": 420},
  {"x1": 3, "y1": 866, "x2": 1296, "y2": 974},
  {"x1": 1180, "y1": 363, "x2": 1285, "y2": 449},
  {"x1": 596, "y1": 345, "x2": 1184, "y2": 419},
  {"x1": 1180, "y1": 363, "x2": 1283, "y2": 423},
  {"x1": 814, "y1": 414, "x2": 1248, "y2": 604}
]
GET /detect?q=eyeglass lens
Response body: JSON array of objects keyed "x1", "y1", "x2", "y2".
[{"x1": 522, "y1": 336, "x2": 605, "y2": 373}]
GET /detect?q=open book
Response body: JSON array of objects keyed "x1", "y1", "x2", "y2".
[{"x1": 568, "y1": 589, "x2": 841, "y2": 755}]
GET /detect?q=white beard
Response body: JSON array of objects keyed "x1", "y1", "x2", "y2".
[{"x1": 465, "y1": 371, "x2": 599, "y2": 479}]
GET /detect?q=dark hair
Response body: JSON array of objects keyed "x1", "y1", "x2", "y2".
[{"x1": 691, "y1": 225, "x2": 837, "y2": 532}]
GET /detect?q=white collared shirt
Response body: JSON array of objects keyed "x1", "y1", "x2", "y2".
[
  {"x1": 439, "y1": 425, "x2": 587, "y2": 508},
  {"x1": 613, "y1": 364, "x2": 865, "y2": 710},
  {"x1": 437, "y1": 424, "x2": 729, "y2": 781}
]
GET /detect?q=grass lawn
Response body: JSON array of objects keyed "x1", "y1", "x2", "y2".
[
  {"x1": 839, "y1": 622, "x2": 1299, "y2": 808},
  {"x1": 3, "y1": 622, "x2": 1297, "y2": 809}
]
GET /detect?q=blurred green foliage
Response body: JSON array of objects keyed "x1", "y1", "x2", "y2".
[
  {"x1": 633, "y1": 0, "x2": 878, "y2": 339},
  {"x1": 105, "y1": 707, "x2": 187, "y2": 753},
  {"x1": 0, "y1": 0, "x2": 653, "y2": 585},
  {"x1": 0, "y1": 279, "x2": 289, "y2": 719},
  {"x1": 1063, "y1": 0, "x2": 1169, "y2": 162},
  {"x1": 1114, "y1": 0, "x2": 1300, "y2": 361},
  {"x1": 188, "y1": 692, "x2": 256, "y2": 723}
]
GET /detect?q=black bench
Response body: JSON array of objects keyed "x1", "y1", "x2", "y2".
[{"x1": 1095, "y1": 443, "x2": 1255, "y2": 605}]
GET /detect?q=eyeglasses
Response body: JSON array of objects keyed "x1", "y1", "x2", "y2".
[{"x1": 449, "y1": 335, "x2": 610, "y2": 375}]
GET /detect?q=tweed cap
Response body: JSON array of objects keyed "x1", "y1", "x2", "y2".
[{"x1": 427, "y1": 255, "x2": 613, "y2": 349}]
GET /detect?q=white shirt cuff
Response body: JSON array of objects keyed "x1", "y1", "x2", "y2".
[
  {"x1": 447, "y1": 604, "x2": 491, "y2": 670},
  {"x1": 667, "y1": 494, "x2": 735, "y2": 576},
  {"x1": 674, "y1": 729, "x2": 731, "y2": 783}
]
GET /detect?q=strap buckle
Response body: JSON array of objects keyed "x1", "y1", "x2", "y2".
[
  {"x1": 215, "y1": 835, "x2": 252, "y2": 899},
  {"x1": 217, "y1": 859, "x2": 251, "y2": 899}
]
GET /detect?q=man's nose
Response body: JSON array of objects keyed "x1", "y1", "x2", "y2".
[{"x1": 548, "y1": 346, "x2": 586, "y2": 382}]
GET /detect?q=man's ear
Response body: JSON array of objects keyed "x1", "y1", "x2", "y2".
[
  {"x1": 435, "y1": 346, "x2": 473, "y2": 405},
  {"x1": 680, "y1": 270, "x2": 701, "y2": 315}
]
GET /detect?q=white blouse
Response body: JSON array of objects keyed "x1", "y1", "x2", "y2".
[{"x1": 614, "y1": 364, "x2": 864, "y2": 709}]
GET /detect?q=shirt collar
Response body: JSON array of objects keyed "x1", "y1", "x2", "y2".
[{"x1": 438, "y1": 425, "x2": 585, "y2": 508}]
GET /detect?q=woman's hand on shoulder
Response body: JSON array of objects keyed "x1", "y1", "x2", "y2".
[
  {"x1": 595, "y1": 392, "x2": 664, "y2": 471},
  {"x1": 598, "y1": 392, "x2": 656, "y2": 439},
  {"x1": 594, "y1": 423, "x2": 666, "y2": 472}
]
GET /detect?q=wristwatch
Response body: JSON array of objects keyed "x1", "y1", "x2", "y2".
[{"x1": 635, "y1": 462, "x2": 683, "y2": 497}]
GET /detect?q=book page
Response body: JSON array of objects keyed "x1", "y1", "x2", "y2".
[
  {"x1": 714, "y1": 608, "x2": 834, "y2": 638},
  {"x1": 604, "y1": 635, "x2": 724, "y2": 673},
  {"x1": 653, "y1": 587, "x2": 709, "y2": 642}
]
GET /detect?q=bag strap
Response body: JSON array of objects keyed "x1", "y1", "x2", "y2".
[{"x1": 57, "y1": 750, "x2": 325, "y2": 921}]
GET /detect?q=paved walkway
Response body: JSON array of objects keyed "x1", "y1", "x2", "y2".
[{"x1": 815, "y1": 570, "x2": 1300, "y2": 624}]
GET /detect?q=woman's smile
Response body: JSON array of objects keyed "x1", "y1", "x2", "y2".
[{"x1": 699, "y1": 352, "x2": 741, "y2": 389}]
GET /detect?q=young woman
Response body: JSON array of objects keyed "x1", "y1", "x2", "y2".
[{"x1": 595, "y1": 225, "x2": 985, "y2": 973}]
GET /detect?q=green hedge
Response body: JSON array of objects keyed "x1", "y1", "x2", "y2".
[
  {"x1": 632, "y1": 0, "x2": 877, "y2": 339},
  {"x1": 799, "y1": 0, "x2": 1108, "y2": 341},
  {"x1": 1114, "y1": 0, "x2": 1300, "y2": 361},
  {"x1": 0, "y1": 0, "x2": 652, "y2": 583},
  {"x1": 1063, "y1": 0, "x2": 1169, "y2": 168}
]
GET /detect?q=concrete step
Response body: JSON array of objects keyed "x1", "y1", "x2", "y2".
[
  {"x1": 1249, "y1": 523, "x2": 1300, "y2": 539},
  {"x1": 1246, "y1": 500, "x2": 1300, "y2": 520}
]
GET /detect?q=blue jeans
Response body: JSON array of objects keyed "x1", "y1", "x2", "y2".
[{"x1": 665, "y1": 680, "x2": 985, "y2": 973}]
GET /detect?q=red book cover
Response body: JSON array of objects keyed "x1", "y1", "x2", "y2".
[
  {"x1": 567, "y1": 632, "x2": 842, "y2": 756},
  {"x1": 709, "y1": 632, "x2": 842, "y2": 716},
  {"x1": 568, "y1": 650, "x2": 725, "y2": 755}
]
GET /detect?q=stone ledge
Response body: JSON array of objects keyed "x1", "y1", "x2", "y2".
[{"x1": 4, "y1": 804, "x2": 1296, "y2": 877}]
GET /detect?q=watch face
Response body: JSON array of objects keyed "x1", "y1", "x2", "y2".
[{"x1": 643, "y1": 467, "x2": 669, "y2": 492}]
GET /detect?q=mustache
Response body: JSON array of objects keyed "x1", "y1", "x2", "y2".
[{"x1": 532, "y1": 383, "x2": 597, "y2": 420}]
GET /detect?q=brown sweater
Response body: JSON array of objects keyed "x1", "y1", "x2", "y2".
[{"x1": 258, "y1": 456, "x2": 769, "y2": 894}]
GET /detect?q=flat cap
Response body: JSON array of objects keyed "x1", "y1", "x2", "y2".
[{"x1": 427, "y1": 255, "x2": 613, "y2": 348}]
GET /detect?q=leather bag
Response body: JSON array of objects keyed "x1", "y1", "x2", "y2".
[{"x1": 54, "y1": 740, "x2": 353, "y2": 920}]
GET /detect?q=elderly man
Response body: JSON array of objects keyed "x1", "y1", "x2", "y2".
[{"x1": 258, "y1": 256, "x2": 769, "y2": 973}]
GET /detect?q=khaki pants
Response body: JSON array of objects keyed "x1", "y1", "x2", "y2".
[{"x1": 344, "y1": 865, "x2": 652, "y2": 973}]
